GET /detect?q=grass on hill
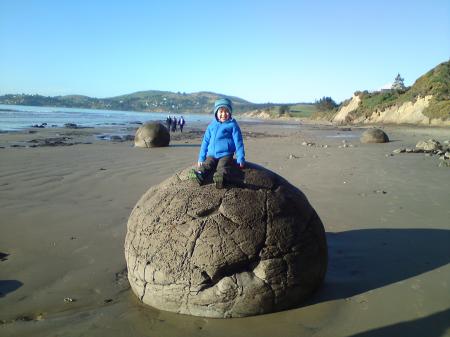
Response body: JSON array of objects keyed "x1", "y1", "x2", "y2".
[
  {"x1": 257, "y1": 103, "x2": 319, "y2": 118},
  {"x1": 288, "y1": 103, "x2": 318, "y2": 118},
  {"x1": 351, "y1": 60, "x2": 450, "y2": 121}
]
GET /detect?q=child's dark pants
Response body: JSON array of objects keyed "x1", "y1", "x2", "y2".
[{"x1": 199, "y1": 155, "x2": 234, "y2": 179}]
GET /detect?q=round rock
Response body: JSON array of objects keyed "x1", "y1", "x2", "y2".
[
  {"x1": 124, "y1": 163, "x2": 328, "y2": 318},
  {"x1": 360, "y1": 128, "x2": 389, "y2": 143},
  {"x1": 415, "y1": 139, "x2": 442, "y2": 152},
  {"x1": 134, "y1": 122, "x2": 170, "y2": 148}
]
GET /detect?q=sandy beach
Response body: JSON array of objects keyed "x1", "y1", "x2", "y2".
[{"x1": 0, "y1": 121, "x2": 449, "y2": 337}]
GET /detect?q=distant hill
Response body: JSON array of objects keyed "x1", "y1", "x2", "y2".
[
  {"x1": 329, "y1": 60, "x2": 450, "y2": 125},
  {"x1": 0, "y1": 90, "x2": 275, "y2": 114}
]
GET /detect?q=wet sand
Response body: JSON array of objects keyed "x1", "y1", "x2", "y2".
[{"x1": 0, "y1": 122, "x2": 449, "y2": 337}]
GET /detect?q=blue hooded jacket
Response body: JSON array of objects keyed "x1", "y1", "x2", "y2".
[{"x1": 198, "y1": 116, "x2": 245, "y2": 164}]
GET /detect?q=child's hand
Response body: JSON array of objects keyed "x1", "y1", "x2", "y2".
[
  {"x1": 197, "y1": 161, "x2": 203, "y2": 168},
  {"x1": 239, "y1": 163, "x2": 245, "y2": 169}
]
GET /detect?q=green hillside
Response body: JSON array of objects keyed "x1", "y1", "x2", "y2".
[
  {"x1": 240, "y1": 102, "x2": 319, "y2": 119},
  {"x1": 401, "y1": 60, "x2": 450, "y2": 119},
  {"x1": 288, "y1": 103, "x2": 319, "y2": 117},
  {"x1": 350, "y1": 60, "x2": 450, "y2": 121}
]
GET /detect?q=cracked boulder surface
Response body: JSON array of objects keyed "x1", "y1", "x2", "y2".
[
  {"x1": 134, "y1": 122, "x2": 170, "y2": 148},
  {"x1": 124, "y1": 163, "x2": 327, "y2": 318}
]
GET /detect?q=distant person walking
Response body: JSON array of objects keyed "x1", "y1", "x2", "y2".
[
  {"x1": 171, "y1": 116, "x2": 177, "y2": 132},
  {"x1": 178, "y1": 116, "x2": 185, "y2": 132},
  {"x1": 166, "y1": 115, "x2": 172, "y2": 130}
]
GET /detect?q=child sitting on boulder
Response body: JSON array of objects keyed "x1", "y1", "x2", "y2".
[{"x1": 189, "y1": 98, "x2": 245, "y2": 189}]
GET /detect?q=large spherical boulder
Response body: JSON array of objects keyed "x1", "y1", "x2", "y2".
[
  {"x1": 134, "y1": 122, "x2": 170, "y2": 148},
  {"x1": 124, "y1": 163, "x2": 327, "y2": 318},
  {"x1": 360, "y1": 128, "x2": 389, "y2": 143}
]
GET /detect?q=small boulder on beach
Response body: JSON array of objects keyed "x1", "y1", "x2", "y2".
[
  {"x1": 134, "y1": 122, "x2": 170, "y2": 148},
  {"x1": 360, "y1": 128, "x2": 389, "y2": 143},
  {"x1": 124, "y1": 163, "x2": 328, "y2": 318},
  {"x1": 415, "y1": 139, "x2": 442, "y2": 152},
  {"x1": 64, "y1": 123, "x2": 78, "y2": 129}
]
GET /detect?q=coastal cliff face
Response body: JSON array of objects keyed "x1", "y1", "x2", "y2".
[
  {"x1": 332, "y1": 95, "x2": 450, "y2": 126},
  {"x1": 332, "y1": 95, "x2": 361, "y2": 124}
]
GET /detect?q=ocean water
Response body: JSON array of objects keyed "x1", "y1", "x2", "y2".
[{"x1": 0, "y1": 104, "x2": 214, "y2": 131}]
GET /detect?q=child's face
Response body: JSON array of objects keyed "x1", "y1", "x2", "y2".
[{"x1": 217, "y1": 107, "x2": 231, "y2": 122}]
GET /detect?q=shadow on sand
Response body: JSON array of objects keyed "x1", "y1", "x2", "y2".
[
  {"x1": 0, "y1": 252, "x2": 23, "y2": 297},
  {"x1": 346, "y1": 308, "x2": 450, "y2": 337},
  {"x1": 0, "y1": 280, "x2": 23, "y2": 297},
  {"x1": 298, "y1": 228, "x2": 450, "y2": 337},
  {"x1": 312, "y1": 228, "x2": 450, "y2": 302}
]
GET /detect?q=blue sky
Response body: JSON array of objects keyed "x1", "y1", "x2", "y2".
[{"x1": 0, "y1": 0, "x2": 449, "y2": 103}]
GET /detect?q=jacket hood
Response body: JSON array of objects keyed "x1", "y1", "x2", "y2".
[{"x1": 214, "y1": 98, "x2": 233, "y2": 120}]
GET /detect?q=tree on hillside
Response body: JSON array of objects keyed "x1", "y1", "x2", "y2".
[
  {"x1": 278, "y1": 105, "x2": 290, "y2": 116},
  {"x1": 315, "y1": 96, "x2": 337, "y2": 111},
  {"x1": 391, "y1": 73, "x2": 406, "y2": 90}
]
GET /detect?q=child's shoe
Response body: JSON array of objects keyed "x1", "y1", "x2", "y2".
[
  {"x1": 188, "y1": 169, "x2": 204, "y2": 186},
  {"x1": 213, "y1": 173, "x2": 224, "y2": 189}
]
